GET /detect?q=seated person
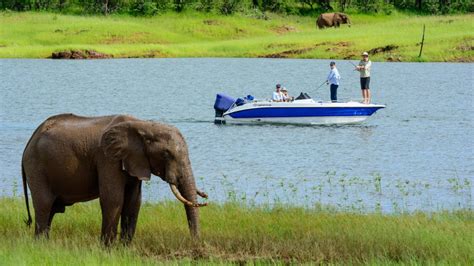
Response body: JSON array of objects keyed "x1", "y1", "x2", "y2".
[
  {"x1": 281, "y1": 87, "x2": 293, "y2": 102},
  {"x1": 272, "y1": 84, "x2": 283, "y2": 102}
]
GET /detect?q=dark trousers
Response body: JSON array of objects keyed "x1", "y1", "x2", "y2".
[{"x1": 330, "y1": 84, "x2": 338, "y2": 102}]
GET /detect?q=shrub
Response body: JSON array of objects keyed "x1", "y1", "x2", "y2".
[
  {"x1": 131, "y1": 0, "x2": 159, "y2": 15},
  {"x1": 218, "y1": 0, "x2": 240, "y2": 15},
  {"x1": 195, "y1": 0, "x2": 214, "y2": 12}
]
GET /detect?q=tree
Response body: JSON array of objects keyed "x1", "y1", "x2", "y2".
[
  {"x1": 439, "y1": 0, "x2": 450, "y2": 13},
  {"x1": 299, "y1": 0, "x2": 318, "y2": 10},
  {"x1": 339, "y1": 0, "x2": 350, "y2": 11},
  {"x1": 317, "y1": 0, "x2": 331, "y2": 10},
  {"x1": 104, "y1": 0, "x2": 108, "y2": 14},
  {"x1": 174, "y1": 0, "x2": 185, "y2": 11},
  {"x1": 416, "y1": 0, "x2": 422, "y2": 9},
  {"x1": 219, "y1": 0, "x2": 240, "y2": 15}
]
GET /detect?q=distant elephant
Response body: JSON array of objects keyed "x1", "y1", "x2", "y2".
[
  {"x1": 316, "y1": 12, "x2": 351, "y2": 29},
  {"x1": 21, "y1": 114, "x2": 207, "y2": 244}
]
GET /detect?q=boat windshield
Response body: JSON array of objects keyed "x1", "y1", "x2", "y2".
[{"x1": 295, "y1": 92, "x2": 311, "y2": 100}]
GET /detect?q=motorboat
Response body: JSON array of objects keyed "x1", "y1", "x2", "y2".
[{"x1": 213, "y1": 93, "x2": 385, "y2": 125}]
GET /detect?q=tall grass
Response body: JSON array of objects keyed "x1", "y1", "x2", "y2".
[
  {"x1": 0, "y1": 198, "x2": 472, "y2": 264},
  {"x1": 0, "y1": 11, "x2": 472, "y2": 61}
]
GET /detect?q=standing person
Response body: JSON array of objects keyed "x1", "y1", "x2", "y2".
[
  {"x1": 355, "y1": 52, "x2": 372, "y2": 104},
  {"x1": 272, "y1": 84, "x2": 283, "y2": 102},
  {"x1": 326, "y1": 61, "x2": 341, "y2": 102}
]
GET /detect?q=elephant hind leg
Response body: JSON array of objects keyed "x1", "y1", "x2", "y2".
[{"x1": 31, "y1": 191, "x2": 55, "y2": 237}]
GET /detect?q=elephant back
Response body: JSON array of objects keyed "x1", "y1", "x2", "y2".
[{"x1": 317, "y1": 13, "x2": 335, "y2": 28}]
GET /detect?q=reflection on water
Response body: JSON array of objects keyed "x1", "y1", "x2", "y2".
[
  {"x1": 355, "y1": 125, "x2": 374, "y2": 141},
  {"x1": 0, "y1": 59, "x2": 473, "y2": 212}
]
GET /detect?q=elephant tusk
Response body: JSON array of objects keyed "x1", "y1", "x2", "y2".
[
  {"x1": 196, "y1": 189, "x2": 208, "y2": 199},
  {"x1": 170, "y1": 184, "x2": 208, "y2": 207}
]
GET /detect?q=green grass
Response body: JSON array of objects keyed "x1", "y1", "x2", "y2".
[
  {"x1": 0, "y1": 197, "x2": 472, "y2": 264},
  {"x1": 0, "y1": 11, "x2": 473, "y2": 61}
]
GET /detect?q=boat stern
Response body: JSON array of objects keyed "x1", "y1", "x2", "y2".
[{"x1": 213, "y1": 93, "x2": 236, "y2": 124}]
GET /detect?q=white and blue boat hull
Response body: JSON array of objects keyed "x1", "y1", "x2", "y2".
[{"x1": 217, "y1": 99, "x2": 385, "y2": 125}]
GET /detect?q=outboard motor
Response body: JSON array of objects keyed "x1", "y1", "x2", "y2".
[{"x1": 214, "y1": 93, "x2": 236, "y2": 124}]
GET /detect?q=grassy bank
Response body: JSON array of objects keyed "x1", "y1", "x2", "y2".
[
  {"x1": 0, "y1": 198, "x2": 472, "y2": 264},
  {"x1": 0, "y1": 11, "x2": 472, "y2": 61}
]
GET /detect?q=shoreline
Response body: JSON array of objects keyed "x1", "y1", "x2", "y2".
[
  {"x1": 1, "y1": 56, "x2": 474, "y2": 62},
  {"x1": 1, "y1": 12, "x2": 473, "y2": 62}
]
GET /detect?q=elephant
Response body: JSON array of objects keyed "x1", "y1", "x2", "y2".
[
  {"x1": 316, "y1": 13, "x2": 351, "y2": 29},
  {"x1": 21, "y1": 113, "x2": 208, "y2": 244}
]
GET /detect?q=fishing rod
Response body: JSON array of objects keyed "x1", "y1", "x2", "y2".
[
  {"x1": 316, "y1": 80, "x2": 327, "y2": 89},
  {"x1": 348, "y1": 61, "x2": 358, "y2": 68}
]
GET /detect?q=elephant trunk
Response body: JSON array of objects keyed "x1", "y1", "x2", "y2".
[{"x1": 172, "y1": 165, "x2": 206, "y2": 239}]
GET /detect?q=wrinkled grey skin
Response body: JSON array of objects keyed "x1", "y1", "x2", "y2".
[
  {"x1": 22, "y1": 113, "x2": 206, "y2": 244},
  {"x1": 316, "y1": 12, "x2": 351, "y2": 29}
]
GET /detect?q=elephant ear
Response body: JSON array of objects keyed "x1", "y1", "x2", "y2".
[{"x1": 100, "y1": 121, "x2": 151, "y2": 181}]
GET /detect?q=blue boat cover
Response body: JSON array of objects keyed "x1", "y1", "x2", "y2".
[{"x1": 214, "y1": 93, "x2": 236, "y2": 112}]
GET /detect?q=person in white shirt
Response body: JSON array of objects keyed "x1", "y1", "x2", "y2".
[
  {"x1": 272, "y1": 84, "x2": 283, "y2": 102},
  {"x1": 326, "y1": 61, "x2": 341, "y2": 102}
]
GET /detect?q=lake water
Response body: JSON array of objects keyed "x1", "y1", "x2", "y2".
[{"x1": 0, "y1": 59, "x2": 472, "y2": 213}]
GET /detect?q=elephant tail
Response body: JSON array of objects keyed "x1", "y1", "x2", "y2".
[{"x1": 22, "y1": 163, "x2": 32, "y2": 227}]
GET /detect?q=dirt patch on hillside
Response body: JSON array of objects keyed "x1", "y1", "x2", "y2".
[
  {"x1": 54, "y1": 28, "x2": 90, "y2": 35},
  {"x1": 102, "y1": 32, "x2": 157, "y2": 45},
  {"x1": 386, "y1": 55, "x2": 403, "y2": 62},
  {"x1": 261, "y1": 42, "x2": 404, "y2": 60},
  {"x1": 123, "y1": 50, "x2": 167, "y2": 58},
  {"x1": 51, "y1": 50, "x2": 112, "y2": 59},
  {"x1": 265, "y1": 43, "x2": 298, "y2": 49},
  {"x1": 103, "y1": 34, "x2": 125, "y2": 44},
  {"x1": 271, "y1": 25, "x2": 298, "y2": 35},
  {"x1": 450, "y1": 56, "x2": 474, "y2": 62},
  {"x1": 343, "y1": 53, "x2": 357, "y2": 60},
  {"x1": 261, "y1": 47, "x2": 314, "y2": 58},
  {"x1": 457, "y1": 43, "x2": 474, "y2": 51},
  {"x1": 368, "y1": 45, "x2": 398, "y2": 55},
  {"x1": 203, "y1": 19, "x2": 221, "y2": 26},
  {"x1": 322, "y1": 42, "x2": 354, "y2": 59},
  {"x1": 141, "y1": 50, "x2": 167, "y2": 58},
  {"x1": 437, "y1": 19, "x2": 454, "y2": 24},
  {"x1": 261, "y1": 42, "x2": 329, "y2": 58},
  {"x1": 326, "y1": 41, "x2": 351, "y2": 52}
]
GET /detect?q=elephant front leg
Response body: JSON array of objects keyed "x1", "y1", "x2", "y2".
[
  {"x1": 100, "y1": 196, "x2": 123, "y2": 245},
  {"x1": 98, "y1": 163, "x2": 127, "y2": 245},
  {"x1": 120, "y1": 179, "x2": 142, "y2": 244}
]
